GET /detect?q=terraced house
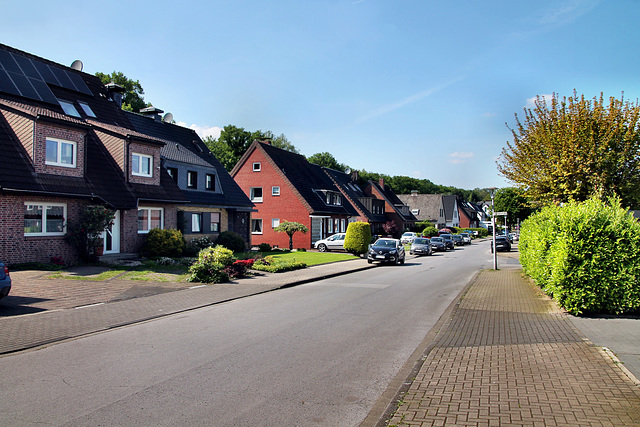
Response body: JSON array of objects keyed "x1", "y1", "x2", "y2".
[{"x1": 0, "y1": 43, "x2": 251, "y2": 264}]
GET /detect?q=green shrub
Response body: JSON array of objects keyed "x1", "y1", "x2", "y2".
[
  {"x1": 187, "y1": 245, "x2": 236, "y2": 283},
  {"x1": 344, "y1": 222, "x2": 372, "y2": 255},
  {"x1": 421, "y1": 225, "x2": 438, "y2": 237},
  {"x1": 216, "y1": 231, "x2": 246, "y2": 253},
  {"x1": 258, "y1": 243, "x2": 272, "y2": 252},
  {"x1": 143, "y1": 228, "x2": 185, "y2": 257},
  {"x1": 520, "y1": 197, "x2": 640, "y2": 315},
  {"x1": 251, "y1": 256, "x2": 307, "y2": 273}
]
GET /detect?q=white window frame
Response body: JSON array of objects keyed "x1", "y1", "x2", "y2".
[
  {"x1": 251, "y1": 218, "x2": 263, "y2": 234},
  {"x1": 250, "y1": 187, "x2": 263, "y2": 203},
  {"x1": 206, "y1": 174, "x2": 216, "y2": 191},
  {"x1": 132, "y1": 153, "x2": 153, "y2": 177},
  {"x1": 252, "y1": 162, "x2": 261, "y2": 172},
  {"x1": 45, "y1": 138, "x2": 76, "y2": 168},
  {"x1": 191, "y1": 213, "x2": 202, "y2": 233},
  {"x1": 24, "y1": 203, "x2": 66, "y2": 236},
  {"x1": 272, "y1": 186, "x2": 280, "y2": 196},
  {"x1": 187, "y1": 170, "x2": 197, "y2": 188},
  {"x1": 137, "y1": 207, "x2": 164, "y2": 234},
  {"x1": 272, "y1": 218, "x2": 280, "y2": 228},
  {"x1": 328, "y1": 219, "x2": 334, "y2": 233}
]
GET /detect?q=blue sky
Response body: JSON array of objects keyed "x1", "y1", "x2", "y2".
[{"x1": 3, "y1": 0, "x2": 638, "y2": 190}]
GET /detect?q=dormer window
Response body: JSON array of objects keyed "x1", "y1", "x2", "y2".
[
  {"x1": 58, "y1": 99, "x2": 80, "y2": 117},
  {"x1": 132, "y1": 153, "x2": 153, "y2": 177},
  {"x1": 78, "y1": 101, "x2": 96, "y2": 118},
  {"x1": 46, "y1": 138, "x2": 76, "y2": 168}
]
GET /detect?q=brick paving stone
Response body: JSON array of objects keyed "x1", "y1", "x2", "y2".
[{"x1": 386, "y1": 269, "x2": 640, "y2": 426}]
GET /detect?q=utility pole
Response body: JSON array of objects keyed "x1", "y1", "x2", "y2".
[{"x1": 489, "y1": 187, "x2": 497, "y2": 270}]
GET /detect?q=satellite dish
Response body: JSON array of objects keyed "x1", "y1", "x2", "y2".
[
  {"x1": 70, "y1": 60, "x2": 83, "y2": 71},
  {"x1": 345, "y1": 168, "x2": 352, "y2": 174},
  {"x1": 163, "y1": 112, "x2": 174, "y2": 123}
]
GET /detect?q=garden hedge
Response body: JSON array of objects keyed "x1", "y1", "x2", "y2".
[
  {"x1": 344, "y1": 222, "x2": 372, "y2": 255},
  {"x1": 519, "y1": 197, "x2": 640, "y2": 315}
]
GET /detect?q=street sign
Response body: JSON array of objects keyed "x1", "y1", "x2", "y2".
[{"x1": 494, "y1": 211, "x2": 508, "y2": 216}]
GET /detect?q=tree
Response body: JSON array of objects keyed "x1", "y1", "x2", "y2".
[
  {"x1": 498, "y1": 92, "x2": 640, "y2": 208},
  {"x1": 493, "y1": 187, "x2": 534, "y2": 226},
  {"x1": 307, "y1": 152, "x2": 347, "y2": 172},
  {"x1": 274, "y1": 221, "x2": 309, "y2": 250},
  {"x1": 95, "y1": 71, "x2": 148, "y2": 112},
  {"x1": 263, "y1": 131, "x2": 300, "y2": 154}
]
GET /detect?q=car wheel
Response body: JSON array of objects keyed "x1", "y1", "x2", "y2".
[
  {"x1": 317, "y1": 244, "x2": 328, "y2": 252},
  {"x1": 400, "y1": 255, "x2": 405, "y2": 265},
  {"x1": 368, "y1": 259, "x2": 372, "y2": 264}
]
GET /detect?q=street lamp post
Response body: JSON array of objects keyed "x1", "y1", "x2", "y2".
[{"x1": 489, "y1": 187, "x2": 497, "y2": 270}]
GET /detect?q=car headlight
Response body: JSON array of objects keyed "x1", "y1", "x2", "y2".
[{"x1": 390, "y1": 250, "x2": 397, "y2": 255}]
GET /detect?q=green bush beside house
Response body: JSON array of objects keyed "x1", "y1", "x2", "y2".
[{"x1": 344, "y1": 222, "x2": 372, "y2": 255}]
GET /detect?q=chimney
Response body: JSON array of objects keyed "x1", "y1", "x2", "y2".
[
  {"x1": 411, "y1": 190, "x2": 418, "y2": 196},
  {"x1": 351, "y1": 170, "x2": 359, "y2": 182},
  {"x1": 105, "y1": 82, "x2": 125, "y2": 108},
  {"x1": 379, "y1": 178, "x2": 385, "y2": 188},
  {"x1": 140, "y1": 106, "x2": 164, "y2": 121}
]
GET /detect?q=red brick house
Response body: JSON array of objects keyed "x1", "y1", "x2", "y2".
[
  {"x1": 231, "y1": 141, "x2": 358, "y2": 249},
  {"x1": 364, "y1": 179, "x2": 417, "y2": 237},
  {"x1": 0, "y1": 43, "x2": 191, "y2": 264}
]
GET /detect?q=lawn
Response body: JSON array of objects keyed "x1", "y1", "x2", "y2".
[{"x1": 262, "y1": 251, "x2": 358, "y2": 266}]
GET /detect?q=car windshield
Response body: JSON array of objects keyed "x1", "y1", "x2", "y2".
[
  {"x1": 374, "y1": 239, "x2": 396, "y2": 248},
  {"x1": 414, "y1": 238, "x2": 428, "y2": 244},
  {"x1": 431, "y1": 237, "x2": 442, "y2": 242}
]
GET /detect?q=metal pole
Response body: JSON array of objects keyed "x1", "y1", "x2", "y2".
[{"x1": 491, "y1": 191, "x2": 497, "y2": 270}]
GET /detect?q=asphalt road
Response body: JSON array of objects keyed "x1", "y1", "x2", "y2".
[{"x1": 0, "y1": 242, "x2": 492, "y2": 426}]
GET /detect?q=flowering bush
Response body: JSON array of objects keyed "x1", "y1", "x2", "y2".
[
  {"x1": 187, "y1": 245, "x2": 236, "y2": 283},
  {"x1": 224, "y1": 259, "x2": 255, "y2": 279}
]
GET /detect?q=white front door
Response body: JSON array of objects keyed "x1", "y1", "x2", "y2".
[{"x1": 103, "y1": 210, "x2": 121, "y2": 254}]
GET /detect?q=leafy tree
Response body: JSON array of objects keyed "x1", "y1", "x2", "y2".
[
  {"x1": 494, "y1": 187, "x2": 534, "y2": 226},
  {"x1": 95, "y1": 71, "x2": 148, "y2": 112},
  {"x1": 203, "y1": 136, "x2": 236, "y2": 171},
  {"x1": 307, "y1": 152, "x2": 347, "y2": 172},
  {"x1": 274, "y1": 221, "x2": 309, "y2": 250},
  {"x1": 498, "y1": 92, "x2": 640, "y2": 208},
  {"x1": 263, "y1": 131, "x2": 300, "y2": 154}
]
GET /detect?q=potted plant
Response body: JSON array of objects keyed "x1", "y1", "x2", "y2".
[{"x1": 66, "y1": 205, "x2": 115, "y2": 261}]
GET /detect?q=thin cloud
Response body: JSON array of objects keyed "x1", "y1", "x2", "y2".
[
  {"x1": 539, "y1": 0, "x2": 599, "y2": 25},
  {"x1": 526, "y1": 94, "x2": 554, "y2": 108},
  {"x1": 178, "y1": 122, "x2": 223, "y2": 139},
  {"x1": 355, "y1": 77, "x2": 465, "y2": 124},
  {"x1": 448, "y1": 152, "x2": 475, "y2": 164}
]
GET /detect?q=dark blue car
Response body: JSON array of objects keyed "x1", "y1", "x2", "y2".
[{"x1": 0, "y1": 259, "x2": 11, "y2": 300}]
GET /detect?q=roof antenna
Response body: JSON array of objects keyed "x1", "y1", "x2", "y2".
[{"x1": 70, "y1": 60, "x2": 83, "y2": 71}]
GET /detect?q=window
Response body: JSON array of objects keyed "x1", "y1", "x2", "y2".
[
  {"x1": 272, "y1": 218, "x2": 280, "y2": 228},
  {"x1": 251, "y1": 219, "x2": 263, "y2": 234},
  {"x1": 78, "y1": 101, "x2": 96, "y2": 118},
  {"x1": 326, "y1": 192, "x2": 333, "y2": 205},
  {"x1": 45, "y1": 138, "x2": 76, "y2": 168},
  {"x1": 206, "y1": 174, "x2": 216, "y2": 191},
  {"x1": 138, "y1": 207, "x2": 163, "y2": 233},
  {"x1": 341, "y1": 219, "x2": 346, "y2": 232},
  {"x1": 24, "y1": 203, "x2": 66, "y2": 235},
  {"x1": 58, "y1": 99, "x2": 80, "y2": 117},
  {"x1": 334, "y1": 219, "x2": 339, "y2": 233},
  {"x1": 250, "y1": 187, "x2": 263, "y2": 202},
  {"x1": 167, "y1": 167, "x2": 178, "y2": 182},
  {"x1": 210, "y1": 212, "x2": 220, "y2": 232},
  {"x1": 191, "y1": 213, "x2": 202, "y2": 232},
  {"x1": 272, "y1": 186, "x2": 280, "y2": 196},
  {"x1": 335, "y1": 194, "x2": 342, "y2": 205},
  {"x1": 253, "y1": 162, "x2": 261, "y2": 172},
  {"x1": 187, "y1": 171, "x2": 197, "y2": 188},
  {"x1": 412, "y1": 209, "x2": 420, "y2": 215},
  {"x1": 328, "y1": 219, "x2": 334, "y2": 233},
  {"x1": 132, "y1": 153, "x2": 153, "y2": 177}
]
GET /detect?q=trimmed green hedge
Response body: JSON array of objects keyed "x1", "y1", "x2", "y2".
[
  {"x1": 251, "y1": 256, "x2": 307, "y2": 273},
  {"x1": 344, "y1": 222, "x2": 372, "y2": 255},
  {"x1": 520, "y1": 197, "x2": 640, "y2": 315}
]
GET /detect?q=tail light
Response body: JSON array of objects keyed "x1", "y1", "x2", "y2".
[{"x1": 3, "y1": 265, "x2": 8, "y2": 277}]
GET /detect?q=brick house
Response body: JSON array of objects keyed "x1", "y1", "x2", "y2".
[
  {"x1": 397, "y1": 192, "x2": 447, "y2": 229},
  {"x1": 0, "y1": 43, "x2": 191, "y2": 264},
  {"x1": 231, "y1": 141, "x2": 358, "y2": 249},
  {"x1": 126, "y1": 109, "x2": 254, "y2": 247},
  {"x1": 364, "y1": 179, "x2": 417, "y2": 237}
]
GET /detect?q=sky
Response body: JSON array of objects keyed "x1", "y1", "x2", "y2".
[{"x1": 3, "y1": 0, "x2": 639, "y2": 190}]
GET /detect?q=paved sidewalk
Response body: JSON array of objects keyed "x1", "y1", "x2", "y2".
[
  {"x1": 384, "y1": 268, "x2": 640, "y2": 426},
  {"x1": 0, "y1": 259, "x2": 374, "y2": 354}
]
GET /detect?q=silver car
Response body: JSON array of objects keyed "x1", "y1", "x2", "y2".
[
  {"x1": 410, "y1": 237, "x2": 432, "y2": 256},
  {"x1": 314, "y1": 233, "x2": 346, "y2": 252}
]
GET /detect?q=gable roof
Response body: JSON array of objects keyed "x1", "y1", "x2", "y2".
[
  {"x1": 323, "y1": 168, "x2": 387, "y2": 222},
  {"x1": 367, "y1": 180, "x2": 418, "y2": 222},
  {"x1": 126, "y1": 111, "x2": 253, "y2": 209},
  {"x1": 442, "y1": 195, "x2": 459, "y2": 221},
  {"x1": 233, "y1": 141, "x2": 358, "y2": 216},
  {"x1": 397, "y1": 193, "x2": 443, "y2": 222}
]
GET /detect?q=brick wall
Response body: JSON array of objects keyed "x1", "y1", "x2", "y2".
[
  {"x1": 128, "y1": 142, "x2": 161, "y2": 186},
  {"x1": 33, "y1": 122, "x2": 86, "y2": 177}
]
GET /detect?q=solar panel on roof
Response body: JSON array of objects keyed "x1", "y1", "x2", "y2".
[
  {"x1": 67, "y1": 71, "x2": 92, "y2": 95},
  {"x1": 50, "y1": 66, "x2": 76, "y2": 91},
  {"x1": 7, "y1": 71, "x2": 40, "y2": 100},
  {"x1": 28, "y1": 77, "x2": 58, "y2": 104},
  {"x1": 0, "y1": 69, "x2": 21, "y2": 96},
  {"x1": 0, "y1": 50, "x2": 21, "y2": 73},
  {"x1": 32, "y1": 61, "x2": 60, "y2": 86},
  {"x1": 12, "y1": 54, "x2": 42, "y2": 80}
]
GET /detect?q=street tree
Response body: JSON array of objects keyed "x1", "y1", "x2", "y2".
[
  {"x1": 498, "y1": 92, "x2": 640, "y2": 208},
  {"x1": 493, "y1": 187, "x2": 534, "y2": 226},
  {"x1": 95, "y1": 71, "x2": 148, "y2": 112},
  {"x1": 274, "y1": 221, "x2": 309, "y2": 250}
]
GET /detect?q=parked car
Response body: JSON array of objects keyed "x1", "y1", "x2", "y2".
[
  {"x1": 463, "y1": 229, "x2": 478, "y2": 237},
  {"x1": 491, "y1": 236, "x2": 512, "y2": 252},
  {"x1": 460, "y1": 232, "x2": 472, "y2": 245},
  {"x1": 509, "y1": 232, "x2": 519, "y2": 242},
  {"x1": 410, "y1": 237, "x2": 432, "y2": 256},
  {"x1": 430, "y1": 236, "x2": 447, "y2": 252},
  {"x1": 452, "y1": 234, "x2": 464, "y2": 246},
  {"x1": 367, "y1": 238, "x2": 406, "y2": 265},
  {"x1": 400, "y1": 232, "x2": 418, "y2": 244},
  {"x1": 314, "y1": 233, "x2": 346, "y2": 252},
  {"x1": 0, "y1": 259, "x2": 11, "y2": 301},
  {"x1": 440, "y1": 233, "x2": 455, "y2": 250}
]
